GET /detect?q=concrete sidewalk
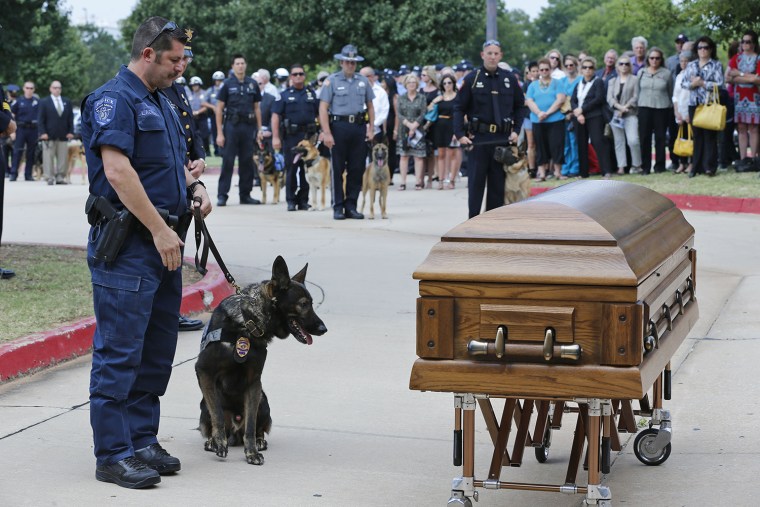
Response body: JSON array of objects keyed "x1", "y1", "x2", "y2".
[{"x1": 1, "y1": 175, "x2": 758, "y2": 506}]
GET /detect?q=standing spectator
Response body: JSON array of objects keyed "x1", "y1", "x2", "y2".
[
  {"x1": 561, "y1": 55, "x2": 581, "y2": 177},
  {"x1": 430, "y1": 73, "x2": 459, "y2": 189},
  {"x1": 1, "y1": 84, "x2": 16, "y2": 279},
  {"x1": 631, "y1": 36, "x2": 648, "y2": 75},
  {"x1": 206, "y1": 70, "x2": 225, "y2": 156},
  {"x1": 272, "y1": 63, "x2": 319, "y2": 211},
  {"x1": 681, "y1": 36, "x2": 724, "y2": 177},
  {"x1": 394, "y1": 73, "x2": 427, "y2": 190},
  {"x1": 381, "y1": 73, "x2": 399, "y2": 179},
  {"x1": 360, "y1": 67, "x2": 389, "y2": 143},
  {"x1": 420, "y1": 65, "x2": 439, "y2": 188},
  {"x1": 596, "y1": 49, "x2": 619, "y2": 85},
  {"x1": 546, "y1": 49, "x2": 565, "y2": 80},
  {"x1": 666, "y1": 34, "x2": 689, "y2": 75},
  {"x1": 454, "y1": 40, "x2": 526, "y2": 218},
  {"x1": 319, "y1": 44, "x2": 375, "y2": 220},
  {"x1": 571, "y1": 57, "x2": 613, "y2": 178},
  {"x1": 607, "y1": 56, "x2": 642, "y2": 174},
  {"x1": 215, "y1": 53, "x2": 263, "y2": 206},
  {"x1": 637, "y1": 47, "x2": 673, "y2": 174},
  {"x1": 256, "y1": 68, "x2": 281, "y2": 100},
  {"x1": 81, "y1": 17, "x2": 211, "y2": 489},
  {"x1": 37, "y1": 80, "x2": 74, "y2": 185},
  {"x1": 9, "y1": 81, "x2": 39, "y2": 181},
  {"x1": 525, "y1": 58, "x2": 566, "y2": 181},
  {"x1": 523, "y1": 62, "x2": 539, "y2": 177},
  {"x1": 726, "y1": 30, "x2": 760, "y2": 162},
  {"x1": 672, "y1": 52, "x2": 693, "y2": 174}
]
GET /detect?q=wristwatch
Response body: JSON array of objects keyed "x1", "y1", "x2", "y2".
[{"x1": 188, "y1": 179, "x2": 206, "y2": 194}]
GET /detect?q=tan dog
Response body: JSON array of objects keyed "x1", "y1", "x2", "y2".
[
  {"x1": 503, "y1": 145, "x2": 531, "y2": 204},
  {"x1": 254, "y1": 144, "x2": 283, "y2": 204},
  {"x1": 360, "y1": 143, "x2": 390, "y2": 219},
  {"x1": 66, "y1": 139, "x2": 87, "y2": 184},
  {"x1": 293, "y1": 138, "x2": 330, "y2": 211}
]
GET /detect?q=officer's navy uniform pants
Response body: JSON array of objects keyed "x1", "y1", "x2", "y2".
[
  {"x1": 283, "y1": 135, "x2": 308, "y2": 207},
  {"x1": 466, "y1": 133, "x2": 507, "y2": 218},
  {"x1": 218, "y1": 122, "x2": 255, "y2": 200},
  {"x1": 330, "y1": 121, "x2": 367, "y2": 213},
  {"x1": 88, "y1": 231, "x2": 181, "y2": 466},
  {"x1": 10, "y1": 126, "x2": 38, "y2": 179}
]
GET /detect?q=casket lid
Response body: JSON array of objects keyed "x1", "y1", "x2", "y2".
[{"x1": 413, "y1": 180, "x2": 694, "y2": 286}]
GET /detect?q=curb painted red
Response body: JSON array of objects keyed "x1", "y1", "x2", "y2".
[
  {"x1": 529, "y1": 187, "x2": 760, "y2": 214},
  {"x1": 0, "y1": 258, "x2": 234, "y2": 382}
]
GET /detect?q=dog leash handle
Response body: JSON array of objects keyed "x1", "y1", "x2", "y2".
[{"x1": 192, "y1": 197, "x2": 241, "y2": 292}]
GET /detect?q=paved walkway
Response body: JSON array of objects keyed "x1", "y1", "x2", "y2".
[{"x1": 1, "y1": 174, "x2": 758, "y2": 506}]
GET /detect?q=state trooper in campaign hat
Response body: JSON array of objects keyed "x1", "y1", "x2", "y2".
[{"x1": 319, "y1": 44, "x2": 374, "y2": 220}]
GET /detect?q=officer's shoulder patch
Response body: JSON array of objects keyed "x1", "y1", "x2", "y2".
[{"x1": 94, "y1": 95, "x2": 117, "y2": 126}]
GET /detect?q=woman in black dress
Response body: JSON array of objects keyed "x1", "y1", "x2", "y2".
[{"x1": 429, "y1": 73, "x2": 459, "y2": 188}]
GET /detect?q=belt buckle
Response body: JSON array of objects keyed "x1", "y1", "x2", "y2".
[
  {"x1": 348, "y1": 115, "x2": 355, "y2": 123},
  {"x1": 489, "y1": 124, "x2": 498, "y2": 134}
]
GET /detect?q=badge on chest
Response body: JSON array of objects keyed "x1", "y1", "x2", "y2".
[{"x1": 234, "y1": 337, "x2": 251, "y2": 363}]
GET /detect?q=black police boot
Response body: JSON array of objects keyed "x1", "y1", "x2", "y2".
[
  {"x1": 95, "y1": 456, "x2": 160, "y2": 488},
  {"x1": 0, "y1": 268, "x2": 16, "y2": 280},
  {"x1": 287, "y1": 203, "x2": 297, "y2": 211},
  {"x1": 240, "y1": 195, "x2": 261, "y2": 205},
  {"x1": 333, "y1": 209, "x2": 346, "y2": 220},
  {"x1": 178, "y1": 316, "x2": 204, "y2": 331},
  {"x1": 134, "y1": 443, "x2": 181, "y2": 475},
  {"x1": 216, "y1": 196, "x2": 227, "y2": 207},
  {"x1": 297, "y1": 202, "x2": 311, "y2": 210},
  {"x1": 345, "y1": 209, "x2": 364, "y2": 220}
]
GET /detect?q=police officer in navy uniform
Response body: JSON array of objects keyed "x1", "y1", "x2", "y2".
[
  {"x1": 1, "y1": 84, "x2": 17, "y2": 279},
  {"x1": 9, "y1": 81, "x2": 39, "y2": 181},
  {"x1": 454, "y1": 40, "x2": 527, "y2": 218},
  {"x1": 272, "y1": 64, "x2": 319, "y2": 211},
  {"x1": 319, "y1": 44, "x2": 375, "y2": 220},
  {"x1": 80, "y1": 17, "x2": 211, "y2": 489},
  {"x1": 215, "y1": 53, "x2": 263, "y2": 206},
  {"x1": 161, "y1": 33, "x2": 207, "y2": 332}
]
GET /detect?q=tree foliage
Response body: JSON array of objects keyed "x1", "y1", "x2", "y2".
[{"x1": 679, "y1": 0, "x2": 760, "y2": 41}]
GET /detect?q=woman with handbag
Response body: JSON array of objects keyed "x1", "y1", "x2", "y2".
[
  {"x1": 636, "y1": 47, "x2": 673, "y2": 174},
  {"x1": 571, "y1": 57, "x2": 613, "y2": 178},
  {"x1": 607, "y1": 56, "x2": 642, "y2": 175},
  {"x1": 394, "y1": 73, "x2": 428, "y2": 190},
  {"x1": 421, "y1": 66, "x2": 440, "y2": 188},
  {"x1": 672, "y1": 53, "x2": 694, "y2": 173},
  {"x1": 726, "y1": 30, "x2": 760, "y2": 164},
  {"x1": 680, "y1": 36, "x2": 724, "y2": 177}
]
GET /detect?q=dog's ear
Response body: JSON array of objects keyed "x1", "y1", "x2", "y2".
[
  {"x1": 271, "y1": 256, "x2": 291, "y2": 291},
  {"x1": 292, "y1": 263, "x2": 308, "y2": 284},
  {"x1": 308, "y1": 133, "x2": 318, "y2": 145}
]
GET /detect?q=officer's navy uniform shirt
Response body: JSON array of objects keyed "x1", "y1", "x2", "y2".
[
  {"x1": 11, "y1": 96, "x2": 39, "y2": 126},
  {"x1": 320, "y1": 72, "x2": 374, "y2": 115},
  {"x1": 454, "y1": 66, "x2": 527, "y2": 139},
  {"x1": 81, "y1": 65, "x2": 187, "y2": 216},
  {"x1": 272, "y1": 86, "x2": 319, "y2": 132},
  {"x1": 217, "y1": 76, "x2": 261, "y2": 116}
]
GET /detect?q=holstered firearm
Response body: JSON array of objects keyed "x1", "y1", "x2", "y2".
[{"x1": 85, "y1": 195, "x2": 135, "y2": 263}]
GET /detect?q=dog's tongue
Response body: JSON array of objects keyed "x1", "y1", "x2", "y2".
[{"x1": 293, "y1": 153, "x2": 302, "y2": 165}]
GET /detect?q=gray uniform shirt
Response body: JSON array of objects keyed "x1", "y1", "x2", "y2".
[{"x1": 320, "y1": 71, "x2": 375, "y2": 115}]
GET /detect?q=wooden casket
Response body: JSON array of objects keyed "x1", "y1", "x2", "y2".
[{"x1": 410, "y1": 180, "x2": 699, "y2": 400}]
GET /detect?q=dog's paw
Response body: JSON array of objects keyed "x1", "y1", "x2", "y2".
[
  {"x1": 245, "y1": 450, "x2": 265, "y2": 465},
  {"x1": 206, "y1": 436, "x2": 228, "y2": 458},
  {"x1": 256, "y1": 437, "x2": 268, "y2": 451}
]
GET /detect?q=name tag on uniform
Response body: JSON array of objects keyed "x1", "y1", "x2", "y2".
[
  {"x1": 337, "y1": 86, "x2": 346, "y2": 91},
  {"x1": 229, "y1": 87, "x2": 238, "y2": 92},
  {"x1": 288, "y1": 96, "x2": 296, "y2": 101},
  {"x1": 475, "y1": 82, "x2": 484, "y2": 88}
]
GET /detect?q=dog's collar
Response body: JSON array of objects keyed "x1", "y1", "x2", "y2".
[{"x1": 304, "y1": 156, "x2": 320, "y2": 168}]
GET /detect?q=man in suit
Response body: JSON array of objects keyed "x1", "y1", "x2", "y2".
[{"x1": 38, "y1": 80, "x2": 74, "y2": 185}]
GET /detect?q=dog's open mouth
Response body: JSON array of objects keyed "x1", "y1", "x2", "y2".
[
  {"x1": 288, "y1": 318, "x2": 313, "y2": 345},
  {"x1": 293, "y1": 153, "x2": 302, "y2": 165}
]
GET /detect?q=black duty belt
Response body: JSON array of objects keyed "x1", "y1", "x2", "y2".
[
  {"x1": 472, "y1": 123, "x2": 508, "y2": 134},
  {"x1": 18, "y1": 121, "x2": 38, "y2": 128},
  {"x1": 330, "y1": 114, "x2": 366, "y2": 125}
]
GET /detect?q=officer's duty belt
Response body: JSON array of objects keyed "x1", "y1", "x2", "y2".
[
  {"x1": 18, "y1": 121, "x2": 38, "y2": 128},
  {"x1": 472, "y1": 123, "x2": 508, "y2": 134},
  {"x1": 286, "y1": 124, "x2": 318, "y2": 135},
  {"x1": 330, "y1": 114, "x2": 366, "y2": 125}
]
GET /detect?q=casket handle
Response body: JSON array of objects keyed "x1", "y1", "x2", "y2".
[
  {"x1": 467, "y1": 325, "x2": 507, "y2": 358},
  {"x1": 543, "y1": 328, "x2": 555, "y2": 360},
  {"x1": 494, "y1": 326, "x2": 505, "y2": 359}
]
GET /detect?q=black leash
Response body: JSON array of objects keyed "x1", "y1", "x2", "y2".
[{"x1": 192, "y1": 197, "x2": 242, "y2": 293}]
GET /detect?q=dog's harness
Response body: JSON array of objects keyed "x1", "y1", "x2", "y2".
[{"x1": 304, "y1": 155, "x2": 323, "y2": 168}]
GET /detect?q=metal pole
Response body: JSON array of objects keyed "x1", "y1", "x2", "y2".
[{"x1": 486, "y1": 0, "x2": 498, "y2": 41}]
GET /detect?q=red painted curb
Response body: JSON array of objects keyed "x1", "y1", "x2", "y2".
[
  {"x1": 0, "y1": 258, "x2": 234, "y2": 382},
  {"x1": 529, "y1": 186, "x2": 760, "y2": 214}
]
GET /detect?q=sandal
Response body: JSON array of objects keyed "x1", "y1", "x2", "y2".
[
  {"x1": 415, "y1": 183, "x2": 423, "y2": 190},
  {"x1": 445, "y1": 179, "x2": 455, "y2": 189},
  {"x1": 398, "y1": 184, "x2": 406, "y2": 191}
]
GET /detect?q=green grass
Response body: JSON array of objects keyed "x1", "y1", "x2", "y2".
[
  {"x1": 0, "y1": 244, "x2": 202, "y2": 344},
  {"x1": 532, "y1": 169, "x2": 759, "y2": 198}
]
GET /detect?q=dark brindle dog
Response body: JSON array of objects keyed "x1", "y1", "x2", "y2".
[
  {"x1": 254, "y1": 143, "x2": 284, "y2": 204},
  {"x1": 195, "y1": 256, "x2": 327, "y2": 465}
]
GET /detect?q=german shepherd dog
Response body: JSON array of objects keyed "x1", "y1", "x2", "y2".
[
  {"x1": 503, "y1": 144, "x2": 531, "y2": 204},
  {"x1": 66, "y1": 139, "x2": 87, "y2": 184},
  {"x1": 292, "y1": 137, "x2": 330, "y2": 211},
  {"x1": 254, "y1": 143, "x2": 284, "y2": 204},
  {"x1": 195, "y1": 256, "x2": 327, "y2": 465},
  {"x1": 360, "y1": 142, "x2": 390, "y2": 219}
]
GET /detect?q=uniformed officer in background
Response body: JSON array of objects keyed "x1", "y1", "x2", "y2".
[
  {"x1": 1, "y1": 82, "x2": 17, "y2": 279},
  {"x1": 454, "y1": 40, "x2": 527, "y2": 218},
  {"x1": 215, "y1": 53, "x2": 263, "y2": 206},
  {"x1": 207, "y1": 71, "x2": 225, "y2": 156},
  {"x1": 272, "y1": 64, "x2": 319, "y2": 211},
  {"x1": 80, "y1": 17, "x2": 211, "y2": 489},
  {"x1": 9, "y1": 81, "x2": 39, "y2": 181},
  {"x1": 161, "y1": 32, "x2": 207, "y2": 332},
  {"x1": 319, "y1": 44, "x2": 375, "y2": 220}
]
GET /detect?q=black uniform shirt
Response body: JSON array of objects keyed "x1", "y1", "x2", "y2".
[
  {"x1": 271, "y1": 86, "x2": 319, "y2": 127},
  {"x1": 217, "y1": 76, "x2": 261, "y2": 115}
]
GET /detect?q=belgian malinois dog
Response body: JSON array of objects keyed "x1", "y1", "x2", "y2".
[
  {"x1": 254, "y1": 143, "x2": 284, "y2": 204},
  {"x1": 195, "y1": 256, "x2": 327, "y2": 465},
  {"x1": 292, "y1": 137, "x2": 331, "y2": 211},
  {"x1": 360, "y1": 142, "x2": 390, "y2": 219}
]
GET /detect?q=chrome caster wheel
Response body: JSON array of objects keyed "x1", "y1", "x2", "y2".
[
  {"x1": 535, "y1": 425, "x2": 552, "y2": 463},
  {"x1": 633, "y1": 428, "x2": 671, "y2": 466}
]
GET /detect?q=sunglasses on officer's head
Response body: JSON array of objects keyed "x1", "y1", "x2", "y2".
[
  {"x1": 483, "y1": 39, "x2": 501, "y2": 48},
  {"x1": 146, "y1": 21, "x2": 178, "y2": 49}
]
